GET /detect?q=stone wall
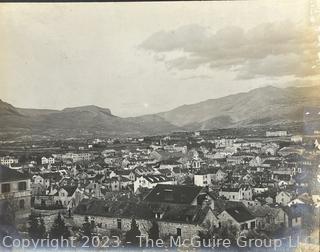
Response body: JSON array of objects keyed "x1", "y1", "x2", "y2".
[{"x1": 73, "y1": 214, "x2": 207, "y2": 241}]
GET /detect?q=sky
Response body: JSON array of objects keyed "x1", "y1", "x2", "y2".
[{"x1": 0, "y1": 1, "x2": 319, "y2": 117}]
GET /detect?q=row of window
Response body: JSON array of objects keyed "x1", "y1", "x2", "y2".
[
  {"x1": 1, "y1": 181, "x2": 27, "y2": 193},
  {"x1": 240, "y1": 221, "x2": 256, "y2": 230}
]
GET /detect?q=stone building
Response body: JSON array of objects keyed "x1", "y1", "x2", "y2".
[{"x1": 0, "y1": 165, "x2": 31, "y2": 220}]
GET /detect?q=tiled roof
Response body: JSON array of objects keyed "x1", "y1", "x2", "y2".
[
  {"x1": 0, "y1": 165, "x2": 30, "y2": 182},
  {"x1": 225, "y1": 206, "x2": 255, "y2": 223},
  {"x1": 144, "y1": 184, "x2": 203, "y2": 205},
  {"x1": 74, "y1": 198, "x2": 210, "y2": 225},
  {"x1": 157, "y1": 168, "x2": 172, "y2": 175},
  {"x1": 142, "y1": 175, "x2": 172, "y2": 183},
  {"x1": 61, "y1": 186, "x2": 78, "y2": 196},
  {"x1": 120, "y1": 176, "x2": 131, "y2": 182},
  {"x1": 40, "y1": 172, "x2": 62, "y2": 181},
  {"x1": 74, "y1": 199, "x2": 154, "y2": 219},
  {"x1": 161, "y1": 205, "x2": 210, "y2": 224},
  {"x1": 249, "y1": 205, "x2": 281, "y2": 217},
  {"x1": 117, "y1": 170, "x2": 133, "y2": 176},
  {"x1": 161, "y1": 158, "x2": 181, "y2": 165},
  {"x1": 214, "y1": 198, "x2": 241, "y2": 211}
]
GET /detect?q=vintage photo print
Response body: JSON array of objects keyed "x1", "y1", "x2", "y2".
[{"x1": 0, "y1": 0, "x2": 319, "y2": 251}]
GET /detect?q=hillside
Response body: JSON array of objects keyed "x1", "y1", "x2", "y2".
[
  {"x1": 0, "y1": 102, "x2": 179, "y2": 138},
  {"x1": 158, "y1": 85, "x2": 320, "y2": 130},
  {"x1": 0, "y1": 85, "x2": 319, "y2": 139}
]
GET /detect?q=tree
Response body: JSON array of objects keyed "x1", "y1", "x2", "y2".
[
  {"x1": 38, "y1": 216, "x2": 47, "y2": 239},
  {"x1": 125, "y1": 218, "x2": 141, "y2": 245},
  {"x1": 148, "y1": 220, "x2": 159, "y2": 241},
  {"x1": 199, "y1": 223, "x2": 238, "y2": 246},
  {"x1": 183, "y1": 176, "x2": 193, "y2": 185},
  {"x1": 28, "y1": 213, "x2": 40, "y2": 240},
  {"x1": 218, "y1": 224, "x2": 238, "y2": 244},
  {"x1": 0, "y1": 196, "x2": 15, "y2": 225},
  {"x1": 81, "y1": 216, "x2": 95, "y2": 243},
  {"x1": 49, "y1": 212, "x2": 70, "y2": 240}
]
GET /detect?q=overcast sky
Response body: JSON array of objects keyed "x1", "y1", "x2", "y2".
[{"x1": 0, "y1": 1, "x2": 319, "y2": 117}]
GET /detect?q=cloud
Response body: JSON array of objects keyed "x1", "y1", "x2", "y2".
[
  {"x1": 283, "y1": 78, "x2": 320, "y2": 87},
  {"x1": 179, "y1": 74, "x2": 213, "y2": 80},
  {"x1": 140, "y1": 24, "x2": 208, "y2": 52},
  {"x1": 140, "y1": 21, "x2": 319, "y2": 79},
  {"x1": 237, "y1": 53, "x2": 318, "y2": 79}
]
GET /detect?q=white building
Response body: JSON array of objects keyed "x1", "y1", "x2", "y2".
[
  {"x1": 41, "y1": 156, "x2": 55, "y2": 165},
  {"x1": 213, "y1": 169, "x2": 227, "y2": 182},
  {"x1": 194, "y1": 174, "x2": 212, "y2": 187},
  {"x1": 214, "y1": 138, "x2": 235, "y2": 148},
  {"x1": 275, "y1": 191, "x2": 293, "y2": 206},
  {"x1": 266, "y1": 131, "x2": 287, "y2": 137},
  {"x1": 62, "y1": 152, "x2": 92, "y2": 162},
  {"x1": 133, "y1": 175, "x2": 175, "y2": 192},
  {"x1": 219, "y1": 185, "x2": 253, "y2": 201},
  {"x1": 218, "y1": 206, "x2": 256, "y2": 231},
  {"x1": 33, "y1": 172, "x2": 62, "y2": 189},
  {"x1": 0, "y1": 156, "x2": 19, "y2": 167},
  {"x1": 291, "y1": 135, "x2": 303, "y2": 143},
  {"x1": 52, "y1": 186, "x2": 82, "y2": 209}
]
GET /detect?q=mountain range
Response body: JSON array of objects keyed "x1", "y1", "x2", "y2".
[{"x1": 0, "y1": 85, "x2": 319, "y2": 139}]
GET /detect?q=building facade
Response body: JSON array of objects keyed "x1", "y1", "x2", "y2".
[{"x1": 0, "y1": 165, "x2": 31, "y2": 220}]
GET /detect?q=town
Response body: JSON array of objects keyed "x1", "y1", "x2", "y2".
[
  {"x1": 1, "y1": 0, "x2": 319, "y2": 250},
  {"x1": 0, "y1": 126, "x2": 319, "y2": 249}
]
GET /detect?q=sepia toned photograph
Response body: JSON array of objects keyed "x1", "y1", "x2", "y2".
[{"x1": 0, "y1": 0, "x2": 319, "y2": 250}]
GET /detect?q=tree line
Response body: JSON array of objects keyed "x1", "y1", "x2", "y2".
[{"x1": 26, "y1": 212, "x2": 160, "y2": 248}]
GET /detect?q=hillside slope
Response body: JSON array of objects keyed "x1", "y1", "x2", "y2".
[{"x1": 158, "y1": 85, "x2": 320, "y2": 130}]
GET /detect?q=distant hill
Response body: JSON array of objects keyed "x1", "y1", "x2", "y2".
[
  {"x1": 62, "y1": 105, "x2": 113, "y2": 116},
  {"x1": 16, "y1": 108, "x2": 58, "y2": 117},
  {"x1": 0, "y1": 99, "x2": 21, "y2": 116},
  {"x1": 0, "y1": 102, "x2": 179, "y2": 138},
  {"x1": 157, "y1": 85, "x2": 320, "y2": 130},
  {"x1": 0, "y1": 85, "x2": 319, "y2": 139}
]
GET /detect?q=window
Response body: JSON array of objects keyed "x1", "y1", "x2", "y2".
[
  {"x1": 164, "y1": 190, "x2": 174, "y2": 201},
  {"x1": 19, "y1": 199, "x2": 25, "y2": 209},
  {"x1": 241, "y1": 223, "x2": 248, "y2": 230},
  {"x1": 1, "y1": 183, "x2": 10, "y2": 193},
  {"x1": 176, "y1": 228, "x2": 181, "y2": 237},
  {"x1": 117, "y1": 219, "x2": 122, "y2": 230},
  {"x1": 18, "y1": 182, "x2": 27, "y2": 191}
]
